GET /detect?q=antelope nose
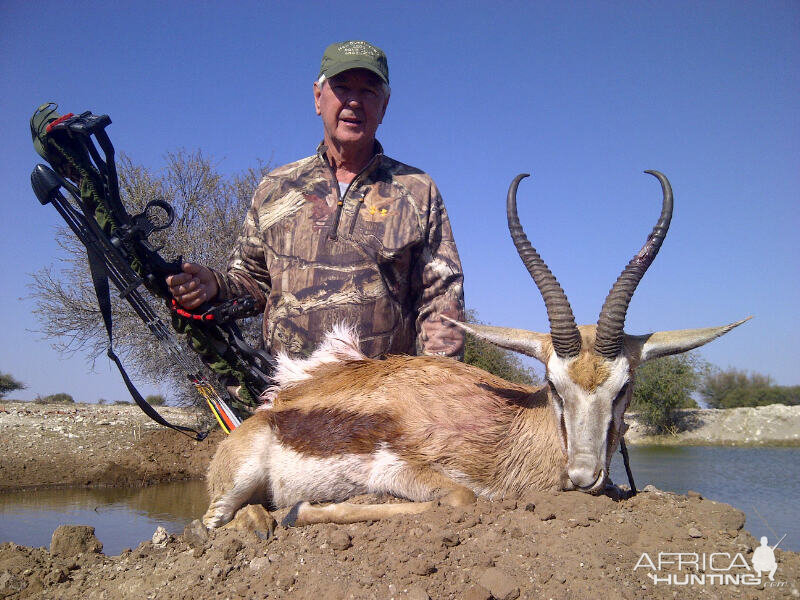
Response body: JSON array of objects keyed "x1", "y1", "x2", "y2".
[{"x1": 568, "y1": 458, "x2": 601, "y2": 490}]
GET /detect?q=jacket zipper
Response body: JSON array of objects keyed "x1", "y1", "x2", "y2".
[{"x1": 325, "y1": 153, "x2": 380, "y2": 241}]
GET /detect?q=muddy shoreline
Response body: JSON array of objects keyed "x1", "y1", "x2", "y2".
[{"x1": 1, "y1": 401, "x2": 798, "y2": 598}]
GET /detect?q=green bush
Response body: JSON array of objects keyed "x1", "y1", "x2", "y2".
[
  {"x1": 0, "y1": 372, "x2": 26, "y2": 399},
  {"x1": 700, "y1": 368, "x2": 799, "y2": 408},
  {"x1": 145, "y1": 394, "x2": 167, "y2": 406},
  {"x1": 462, "y1": 310, "x2": 540, "y2": 386},
  {"x1": 630, "y1": 353, "x2": 704, "y2": 434},
  {"x1": 34, "y1": 392, "x2": 75, "y2": 404}
]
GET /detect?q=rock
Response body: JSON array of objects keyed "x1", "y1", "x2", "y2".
[
  {"x1": 152, "y1": 526, "x2": 170, "y2": 547},
  {"x1": 643, "y1": 484, "x2": 660, "y2": 493},
  {"x1": 50, "y1": 525, "x2": 103, "y2": 557},
  {"x1": 718, "y1": 507, "x2": 746, "y2": 531},
  {"x1": 250, "y1": 557, "x2": 270, "y2": 571},
  {"x1": 223, "y1": 504, "x2": 277, "y2": 539},
  {"x1": 219, "y1": 537, "x2": 244, "y2": 561},
  {"x1": 501, "y1": 498, "x2": 518, "y2": 510},
  {"x1": 687, "y1": 490, "x2": 703, "y2": 499},
  {"x1": 183, "y1": 519, "x2": 209, "y2": 547},
  {"x1": 0, "y1": 571, "x2": 27, "y2": 597},
  {"x1": 441, "y1": 532, "x2": 460, "y2": 547},
  {"x1": 478, "y1": 567, "x2": 520, "y2": 600},
  {"x1": 44, "y1": 566, "x2": 69, "y2": 585},
  {"x1": 463, "y1": 584, "x2": 492, "y2": 600},
  {"x1": 329, "y1": 529, "x2": 352, "y2": 551},
  {"x1": 406, "y1": 584, "x2": 430, "y2": 600},
  {"x1": 408, "y1": 558, "x2": 435, "y2": 576},
  {"x1": 529, "y1": 496, "x2": 559, "y2": 520},
  {"x1": 688, "y1": 527, "x2": 703, "y2": 538},
  {"x1": 274, "y1": 573, "x2": 296, "y2": 590}
]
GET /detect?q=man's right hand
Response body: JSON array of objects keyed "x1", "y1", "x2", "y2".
[{"x1": 166, "y1": 263, "x2": 219, "y2": 310}]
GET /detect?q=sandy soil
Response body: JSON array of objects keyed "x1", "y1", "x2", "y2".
[{"x1": 1, "y1": 401, "x2": 798, "y2": 599}]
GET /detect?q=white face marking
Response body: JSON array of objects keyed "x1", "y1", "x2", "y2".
[{"x1": 546, "y1": 353, "x2": 631, "y2": 491}]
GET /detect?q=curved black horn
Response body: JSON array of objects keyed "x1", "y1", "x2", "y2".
[
  {"x1": 594, "y1": 170, "x2": 674, "y2": 359},
  {"x1": 508, "y1": 174, "x2": 581, "y2": 358}
]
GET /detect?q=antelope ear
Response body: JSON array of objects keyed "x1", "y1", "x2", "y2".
[
  {"x1": 627, "y1": 317, "x2": 751, "y2": 362},
  {"x1": 442, "y1": 317, "x2": 551, "y2": 363}
]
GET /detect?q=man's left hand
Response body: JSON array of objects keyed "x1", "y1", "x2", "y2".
[{"x1": 165, "y1": 262, "x2": 219, "y2": 310}]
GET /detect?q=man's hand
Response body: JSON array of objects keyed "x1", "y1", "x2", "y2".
[{"x1": 166, "y1": 263, "x2": 219, "y2": 310}]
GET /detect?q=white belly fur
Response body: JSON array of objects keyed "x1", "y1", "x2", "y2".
[{"x1": 267, "y1": 442, "x2": 411, "y2": 507}]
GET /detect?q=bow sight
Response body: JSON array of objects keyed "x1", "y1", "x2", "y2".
[{"x1": 29, "y1": 103, "x2": 274, "y2": 438}]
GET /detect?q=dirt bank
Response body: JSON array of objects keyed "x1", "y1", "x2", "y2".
[
  {"x1": 0, "y1": 401, "x2": 221, "y2": 492},
  {"x1": 1, "y1": 401, "x2": 798, "y2": 598},
  {"x1": 625, "y1": 404, "x2": 800, "y2": 446},
  {"x1": 2, "y1": 487, "x2": 798, "y2": 599}
]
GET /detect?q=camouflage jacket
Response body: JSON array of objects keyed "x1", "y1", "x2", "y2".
[{"x1": 213, "y1": 142, "x2": 465, "y2": 359}]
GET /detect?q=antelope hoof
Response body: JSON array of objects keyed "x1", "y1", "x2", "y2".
[
  {"x1": 202, "y1": 500, "x2": 231, "y2": 530},
  {"x1": 281, "y1": 501, "x2": 309, "y2": 528},
  {"x1": 603, "y1": 481, "x2": 634, "y2": 501}
]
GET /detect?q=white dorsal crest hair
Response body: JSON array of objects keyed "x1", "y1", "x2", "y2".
[{"x1": 260, "y1": 323, "x2": 365, "y2": 405}]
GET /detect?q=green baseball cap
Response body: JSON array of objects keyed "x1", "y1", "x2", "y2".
[{"x1": 319, "y1": 40, "x2": 389, "y2": 85}]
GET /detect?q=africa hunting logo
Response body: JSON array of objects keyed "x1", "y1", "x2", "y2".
[{"x1": 633, "y1": 535, "x2": 787, "y2": 587}]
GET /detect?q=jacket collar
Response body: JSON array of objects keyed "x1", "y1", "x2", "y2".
[{"x1": 316, "y1": 140, "x2": 384, "y2": 175}]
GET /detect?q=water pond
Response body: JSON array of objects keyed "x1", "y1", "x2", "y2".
[
  {"x1": 610, "y1": 445, "x2": 799, "y2": 551},
  {"x1": 0, "y1": 480, "x2": 207, "y2": 556}
]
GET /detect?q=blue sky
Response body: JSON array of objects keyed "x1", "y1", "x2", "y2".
[{"x1": 1, "y1": 1, "x2": 798, "y2": 403}]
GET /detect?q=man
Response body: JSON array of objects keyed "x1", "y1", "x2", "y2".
[{"x1": 168, "y1": 40, "x2": 464, "y2": 360}]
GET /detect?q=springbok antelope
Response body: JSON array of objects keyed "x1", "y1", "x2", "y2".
[{"x1": 203, "y1": 171, "x2": 747, "y2": 528}]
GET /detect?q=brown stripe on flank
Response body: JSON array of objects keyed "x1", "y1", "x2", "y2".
[{"x1": 268, "y1": 408, "x2": 400, "y2": 456}]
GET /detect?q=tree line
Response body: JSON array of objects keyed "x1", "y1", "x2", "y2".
[{"x1": 631, "y1": 355, "x2": 799, "y2": 433}]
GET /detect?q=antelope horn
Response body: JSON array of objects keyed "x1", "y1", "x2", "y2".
[
  {"x1": 508, "y1": 173, "x2": 581, "y2": 358},
  {"x1": 595, "y1": 170, "x2": 674, "y2": 359}
]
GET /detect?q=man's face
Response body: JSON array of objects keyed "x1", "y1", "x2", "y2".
[{"x1": 314, "y1": 69, "x2": 389, "y2": 151}]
